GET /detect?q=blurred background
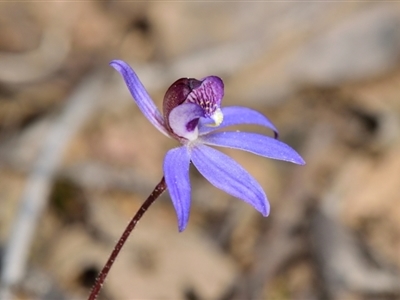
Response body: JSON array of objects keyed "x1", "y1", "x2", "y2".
[{"x1": 1, "y1": 1, "x2": 400, "y2": 299}]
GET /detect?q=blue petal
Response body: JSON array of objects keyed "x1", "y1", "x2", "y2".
[
  {"x1": 191, "y1": 145, "x2": 269, "y2": 216},
  {"x1": 198, "y1": 106, "x2": 279, "y2": 138},
  {"x1": 200, "y1": 132, "x2": 305, "y2": 165},
  {"x1": 163, "y1": 146, "x2": 192, "y2": 231},
  {"x1": 110, "y1": 60, "x2": 170, "y2": 137}
]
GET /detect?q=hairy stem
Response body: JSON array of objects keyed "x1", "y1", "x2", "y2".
[{"x1": 88, "y1": 177, "x2": 167, "y2": 300}]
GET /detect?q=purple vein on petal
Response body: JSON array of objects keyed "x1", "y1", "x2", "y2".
[
  {"x1": 191, "y1": 144, "x2": 269, "y2": 216},
  {"x1": 198, "y1": 106, "x2": 279, "y2": 138},
  {"x1": 200, "y1": 132, "x2": 305, "y2": 165},
  {"x1": 163, "y1": 146, "x2": 192, "y2": 231},
  {"x1": 110, "y1": 60, "x2": 170, "y2": 137}
]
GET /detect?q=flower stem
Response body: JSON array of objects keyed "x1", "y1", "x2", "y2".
[{"x1": 88, "y1": 177, "x2": 167, "y2": 300}]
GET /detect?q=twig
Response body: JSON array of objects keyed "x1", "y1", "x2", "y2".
[
  {"x1": 116, "y1": 38, "x2": 268, "y2": 94},
  {"x1": 311, "y1": 175, "x2": 400, "y2": 298},
  {"x1": 311, "y1": 207, "x2": 400, "y2": 298},
  {"x1": 0, "y1": 70, "x2": 107, "y2": 298},
  {"x1": 0, "y1": 27, "x2": 70, "y2": 84},
  {"x1": 60, "y1": 161, "x2": 154, "y2": 195},
  {"x1": 231, "y1": 125, "x2": 337, "y2": 299}
]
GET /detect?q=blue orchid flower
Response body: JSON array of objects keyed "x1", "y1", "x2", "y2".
[{"x1": 110, "y1": 60, "x2": 305, "y2": 232}]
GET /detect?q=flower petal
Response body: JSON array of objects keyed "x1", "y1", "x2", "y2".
[
  {"x1": 163, "y1": 146, "x2": 192, "y2": 231},
  {"x1": 187, "y1": 76, "x2": 224, "y2": 116},
  {"x1": 169, "y1": 103, "x2": 204, "y2": 141},
  {"x1": 200, "y1": 132, "x2": 305, "y2": 165},
  {"x1": 198, "y1": 106, "x2": 278, "y2": 138},
  {"x1": 110, "y1": 60, "x2": 170, "y2": 137},
  {"x1": 191, "y1": 145, "x2": 269, "y2": 216}
]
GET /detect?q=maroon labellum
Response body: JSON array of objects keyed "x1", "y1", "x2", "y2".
[
  {"x1": 162, "y1": 78, "x2": 202, "y2": 138},
  {"x1": 162, "y1": 76, "x2": 224, "y2": 141}
]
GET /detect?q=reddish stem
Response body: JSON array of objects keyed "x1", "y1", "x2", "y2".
[{"x1": 88, "y1": 177, "x2": 167, "y2": 300}]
